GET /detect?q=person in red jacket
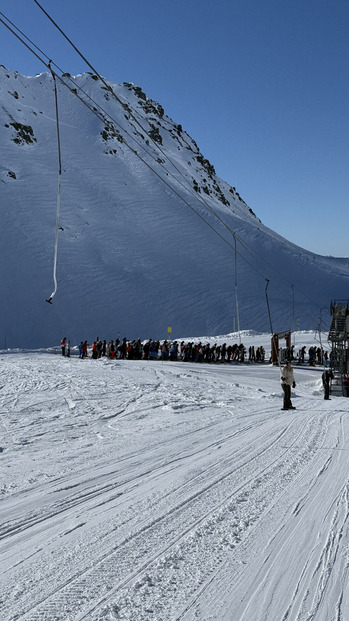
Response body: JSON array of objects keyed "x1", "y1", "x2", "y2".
[{"x1": 60, "y1": 337, "x2": 66, "y2": 356}]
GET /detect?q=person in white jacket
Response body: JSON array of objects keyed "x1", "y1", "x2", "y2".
[{"x1": 280, "y1": 360, "x2": 296, "y2": 410}]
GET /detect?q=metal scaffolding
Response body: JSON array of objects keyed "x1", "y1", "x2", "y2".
[{"x1": 328, "y1": 300, "x2": 349, "y2": 396}]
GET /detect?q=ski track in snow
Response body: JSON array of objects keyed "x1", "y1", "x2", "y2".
[{"x1": 1, "y1": 346, "x2": 349, "y2": 620}]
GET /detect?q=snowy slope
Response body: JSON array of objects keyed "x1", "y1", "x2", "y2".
[
  {"x1": 1, "y1": 66, "x2": 348, "y2": 348},
  {"x1": 1, "y1": 334, "x2": 349, "y2": 620}
]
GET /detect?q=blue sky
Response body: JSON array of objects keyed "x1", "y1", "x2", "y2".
[{"x1": 1, "y1": 0, "x2": 348, "y2": 256}]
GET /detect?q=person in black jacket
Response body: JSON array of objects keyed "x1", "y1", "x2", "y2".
[{"x1": 322, "y1": 369, "x2": 333, "y2": 400}]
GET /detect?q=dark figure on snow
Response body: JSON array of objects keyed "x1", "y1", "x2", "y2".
[
  {"x1": 299, "y1": 346, "x2": 306, "y2": 364},
  {"x1": 322, "y1": 369, "x2": 333, "y2": 400},
  {"x1": 280, "y1": 360, "x2": 296, "y2": 410},
  {"x1": 61, "y1": 337, "x2": 66, "y2": 356}
]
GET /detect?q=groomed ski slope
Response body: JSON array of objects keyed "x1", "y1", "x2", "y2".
[{"x1": 1, "y1": 332, "x2": 349, "y2": 621}]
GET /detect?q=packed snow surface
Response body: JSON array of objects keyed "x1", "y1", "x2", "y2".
[{"x1": 1, "y1": 332, "x2": 348, "y2": 621}]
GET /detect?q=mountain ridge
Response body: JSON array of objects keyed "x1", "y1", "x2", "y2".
[{"x1": 1, "y1": 66, "x2": 348, "y2": 348}]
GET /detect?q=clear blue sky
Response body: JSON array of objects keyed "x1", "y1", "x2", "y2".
[{"x1": 1, "y1": 0, "x2": 348, "y2": 256}]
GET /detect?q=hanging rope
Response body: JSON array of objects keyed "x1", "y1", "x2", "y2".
[
  {"x1": 46, "y1": 62, "x2": 62, "y2": 304},
  {"x1": 234, "y1": 236, "x2": 241, "y2": 343}
]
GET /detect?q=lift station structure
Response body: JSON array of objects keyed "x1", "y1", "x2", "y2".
[
  {"x1": 271, "y1": 330, "x2": 292, "y2": 365},
  {"x1": 328, "y1": 300, "x2": 349, "y2": 396}
]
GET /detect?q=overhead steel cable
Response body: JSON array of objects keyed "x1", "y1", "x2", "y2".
[
  {"x1": 0, "y1": 17, "x2": 110, "y2": 129},
  {"x1": 0, "y1": 10, "x2": 117, "y2": 124},
  {"x1": 0, "y1": 9, "x2": 51, "y2": 62}
]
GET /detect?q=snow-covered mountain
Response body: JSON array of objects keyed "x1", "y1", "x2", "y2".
[{"x1": 1, "y1": 66, "x2": 348, "y2": 348}]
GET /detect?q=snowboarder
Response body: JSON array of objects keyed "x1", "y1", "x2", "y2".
[{"x1": 280, "y1": 360, "x2": 296, "y2": 410}]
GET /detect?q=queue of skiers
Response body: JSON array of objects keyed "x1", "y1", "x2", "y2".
[
  {"x1": 284, "y1": 345, "x2": 328, "y2": 366},
  {"x1": 60, "y1": 336, "x2": 330, "y2": 368},
  {"x1": 62, "y1": 337, "x2": 267, "y2": 364}
]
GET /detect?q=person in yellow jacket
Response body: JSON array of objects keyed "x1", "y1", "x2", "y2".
[{"x1": 280, "y1": 360, "x2": 296, "y2": 410}]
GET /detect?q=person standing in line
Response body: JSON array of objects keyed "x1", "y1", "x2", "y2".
[
  {"x1": 61, "y1": 337, "x2": 66, "y2": 356},
  {"x1": 280, "y1": 360, "x2": 296, "y2": 410},
  {"x1": 322, "y1": 369, "x2": 333, "y2": 400}
]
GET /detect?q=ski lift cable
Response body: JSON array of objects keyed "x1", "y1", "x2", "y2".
[
  {"x1": 230, "y1": 237, "x2": 329, "y2": 326},
  {"x1": 0, "y1": 8, "x2": 141, "y2": 149},
  {"x1": 0, "y1": 14, "x2": 330, "y2": 326},
  {"x1": 0, "y1": 17, "x2": 109, "y2": 128},
  {"x1": 0, "y1": 10, "x2": 117, "y2": 123},
  {"x1": 0, "y1": 15, "x2": 54, "y2": 74},
  {"x1": 0, "y1": 10, "x2": 59, "y2": 68}
]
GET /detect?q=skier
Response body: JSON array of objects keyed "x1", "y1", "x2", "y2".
[
  {"x1": 298, "y1": 346, "x2": 306, "y2": 364},
  {"x1": 143, "y1": 340, "x2": 150, "y2": 360},
  {"x1": 169, "y1": 341, "x2": 178, "y2": 361},
  {"x1": 322, "y1": 369, "x2": 333, "y2": 400},
  {"x1": 60, "y1": 337, "x2": 66, "y2": 356},
  {"x1": 280, "y1": 360, "x2": 296, "y2": 410},
  {"x1": 120, "y1": 338, "x2": 127, "y2": 359}
]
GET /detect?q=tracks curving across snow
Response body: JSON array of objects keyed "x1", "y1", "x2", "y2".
[{"x1": 1, "y1": 352, "x2": 348, "y2": 620}]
